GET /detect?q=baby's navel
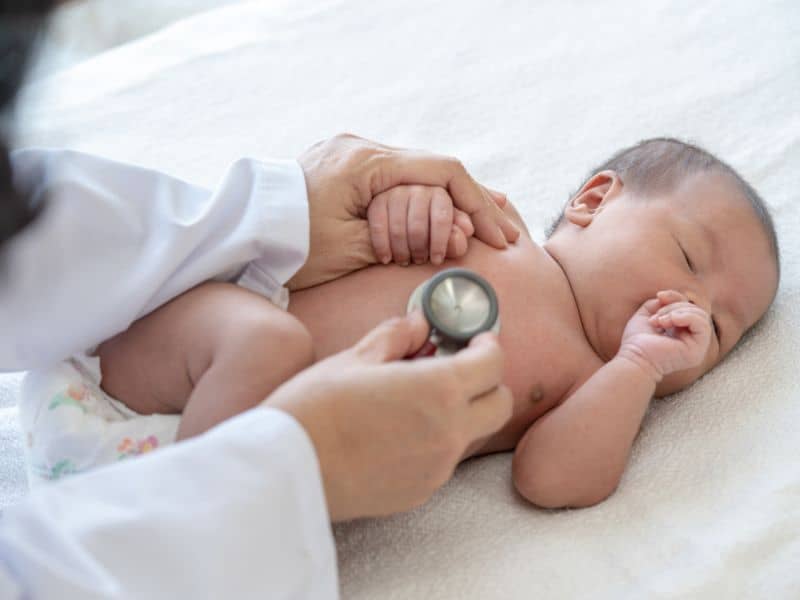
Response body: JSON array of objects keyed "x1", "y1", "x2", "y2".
[{"x1": 529, "y1": 384, "x2": 544, "y2": 404}]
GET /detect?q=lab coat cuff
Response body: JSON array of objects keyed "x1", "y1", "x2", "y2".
[
  {"x1": 214, "y1": 406, "x2": 337, "y2": 580},
  {"x1": 248, "y1": 158, "x2": 310, "y2": 286}
]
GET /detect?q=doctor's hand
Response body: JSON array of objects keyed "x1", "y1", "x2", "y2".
[
  {"x1": 287, "y1": 133, "x2": 520, "y2": 290},
  {"x1": 264, "y1": 310, "x2": 513, "y2": 521}
]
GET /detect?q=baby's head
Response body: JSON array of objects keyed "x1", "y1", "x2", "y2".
[{"x1": 543, "y1": 138, "x2": 780, "y2": 397}]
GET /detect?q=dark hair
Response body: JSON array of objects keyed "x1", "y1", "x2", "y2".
[
  {"x1": 0, "y1": 0, "x2": 56, "y2": 248},
  {"x1": 544, "y1": 137, "x2": 781, "y2": 281}
]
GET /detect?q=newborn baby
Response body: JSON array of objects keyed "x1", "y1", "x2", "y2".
[{"x1": 97, "y1": 138, "x2": 780, "y2": 508}]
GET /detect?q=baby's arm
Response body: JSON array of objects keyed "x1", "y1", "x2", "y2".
[{"x1": 513, "y1": 290, "x2": 712, "y2": 508}]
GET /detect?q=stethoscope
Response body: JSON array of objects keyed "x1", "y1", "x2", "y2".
[{"x1": 406, "y1": 268, "x2": 500, "y2": 357}]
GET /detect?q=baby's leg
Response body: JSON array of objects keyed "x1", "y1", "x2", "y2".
[{"x1": 97, "y1": 281, "x2": 314, "y2": 440}]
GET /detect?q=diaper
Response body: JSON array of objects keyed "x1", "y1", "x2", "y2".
[
  {"x1": 18, "y1": 273, "x2": 290, "y2": 487},
  {"x1": 19, "y1": 354, "x2": 181, "y2": 487}
]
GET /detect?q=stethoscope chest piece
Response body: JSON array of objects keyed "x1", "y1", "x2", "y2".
[{"x1": 406, "y1": 268, "x2": 500, "y2": 357}]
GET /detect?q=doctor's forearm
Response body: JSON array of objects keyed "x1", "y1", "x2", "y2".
[
  {"x1": 1, "y1": 149, "x2": 308, "y2": 370},
  {"x1": 512, "y1": 356, "x2": 655, "y2": 508},
  {"x1": 0, "y1": 408, "x2": 337, "y2": 599}
]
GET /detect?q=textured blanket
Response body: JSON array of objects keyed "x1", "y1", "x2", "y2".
[{"x1": 2, "y1": 0, "x2": 798, "y2": 597}]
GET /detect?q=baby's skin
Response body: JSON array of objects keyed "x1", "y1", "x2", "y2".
[
  {"x1": 98, "y1": 169, "x2": 778, "y2": 508},
  {"x1": 288, "y1": 217, "x2": 584, "y2": 456}
]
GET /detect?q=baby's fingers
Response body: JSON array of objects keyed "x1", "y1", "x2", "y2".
[
  {"x1": 641, "y1": 297, "x2": 662, "y2": 315},
  {"x1": 657, "y1": 289, "x2": 688, "y2": 305},
  {"x1": 651, "y1": 307, "x2": 709, "y2": 335},
  {"x1": 650, "y1": 301, "x2": 704, "y2": 320},
  {"x1": 367, "y1": 192, "x2": 392, "y2": 264},
  {"x1": 388, "y1": 191, "x2": 411, "y2": 266},
  {"x1": 407, "y1": 189, "x2": 431, "y2": 264},
  {"x1": 430, "y1": 188, "x2": 455, "y2": 265}
]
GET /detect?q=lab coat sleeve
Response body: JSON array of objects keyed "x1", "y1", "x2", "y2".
[
  {"x1": 0, "y1": 148, "x2": 310, "y2": 371},
  {"x1": 0, "y1": 407, "x2": 338, "y2": 599}
]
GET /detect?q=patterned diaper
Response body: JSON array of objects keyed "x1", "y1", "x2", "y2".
[
  {"x1": 18, "y1": 353, "x2": 181, "y2": 487},
  {"x1": 18, "y1": 275, "x2": 290, "y2": 487}
]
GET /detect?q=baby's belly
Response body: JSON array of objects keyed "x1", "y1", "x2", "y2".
[
  {"x1": 289, "y1": 240, "x2": 524, "y2": 355},
  {"x1": 288, "y1": 238, "x2": 584, "y2": 453},
  {"x1": 289, "y1": 263, "x2": 437, "y2": 357}
]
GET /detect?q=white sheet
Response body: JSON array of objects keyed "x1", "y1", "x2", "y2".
[{"x1": 3, "y1": 0, "x2": 799, "y2": 597}]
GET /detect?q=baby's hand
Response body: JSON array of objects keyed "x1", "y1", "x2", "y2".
[
  {"x1": 367, "y1": 184, "x2": 507, "y2": 266},
  {"x1": 617, "y1": 290, "x2": 713, "y2": 383}
]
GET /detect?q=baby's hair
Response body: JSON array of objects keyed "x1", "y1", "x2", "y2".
[{"x1": 544, "y1": 137, "x2": 780, "y2": 281}]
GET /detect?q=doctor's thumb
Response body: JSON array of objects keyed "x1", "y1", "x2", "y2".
[{"x1": 353, "y1": 310, "x2": 430, "y2": 363}]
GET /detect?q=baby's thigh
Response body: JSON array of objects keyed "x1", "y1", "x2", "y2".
[{"x1": 97, "y1": 281, "x2": 312, "y2": 416}]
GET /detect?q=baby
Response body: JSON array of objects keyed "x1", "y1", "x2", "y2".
[{"x1": 92, "y1": 138, "x2": 782, "y2": 508}]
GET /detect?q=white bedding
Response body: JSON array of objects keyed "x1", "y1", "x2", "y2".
[{"x1": 2, "y1": 0, "x2": 799, "y2": 597}]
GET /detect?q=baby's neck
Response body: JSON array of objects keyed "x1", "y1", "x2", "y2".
[{"x1": 539, "y1": 242, "x2": 599, "y2": 360}]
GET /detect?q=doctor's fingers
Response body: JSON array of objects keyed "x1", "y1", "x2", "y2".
[
  {"x1": 398, "y1": 359, "x2": 513, "y2": 450},
  {"x1": 484, "y1": 186, "x2": 508, "y2": 208},
  {"x1": 441, "y1": 208, "x2": 473, "y2": 260},
  {"x1": 453, "y1": 208, "x2": 475, "y2": 237},
  {"x1": 468, "y1": 190, "x2": 521, "y2": 250},
  {"x1": 353, "y1": 310, "x2": 430, "y2": 364},
  {"x1": 461, "y1": 384, "x2": 514, "y2": 442},
  {"x1": 445, "y1": 332, "x2": 506, "y2": 400},
  {"x1": 445, "y1": 225, "x2": 469, "y2": 259}
]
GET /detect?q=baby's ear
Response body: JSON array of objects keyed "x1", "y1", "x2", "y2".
[{"x1": 564, "y1": 170, "x2": 622, "y2": 227}]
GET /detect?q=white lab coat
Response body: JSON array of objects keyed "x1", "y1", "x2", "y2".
[{"x1": 0, "y1": 149, "x2": 338, "y2": 599}]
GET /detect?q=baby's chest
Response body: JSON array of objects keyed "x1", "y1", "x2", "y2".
[
  {"x1": 466, "y1": 341, "x2": 587, "y2": 456},
  {"x1": 480, "y1": 297, "x2": 597, "y2": 454}
]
